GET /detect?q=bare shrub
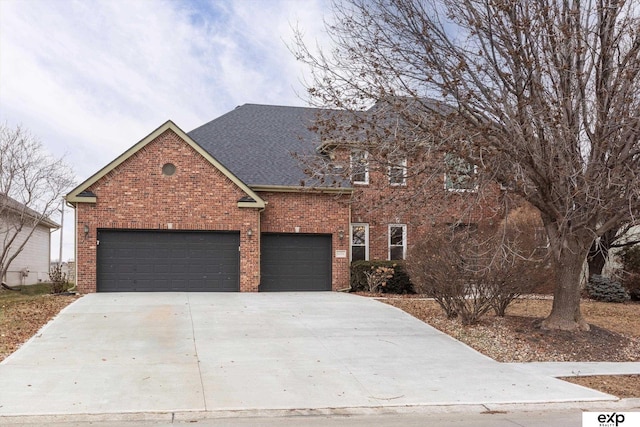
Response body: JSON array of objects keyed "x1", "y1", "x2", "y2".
[
  {"x1": 489, "y1": 206, "x2": 551, "y2": 316},
  {"x1": 406, "y1": 226, "x2": 494, "y2": 324},
  {"x1": 363, "y1": 265, "x2": 395, "y2": 293},
  {"x1": 405, "y1": 230, "x2": 461, "y2": 319},
  {"x1": 48, "y1": 264, "x2": 68, "y2": 294},
  {"x1": 407, "y1": 209, "x2": 547, "y2": 324}
]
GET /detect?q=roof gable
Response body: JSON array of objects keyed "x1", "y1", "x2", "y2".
[{"x1": 66, "y1": 121, "x2": 265, "y2": 208}]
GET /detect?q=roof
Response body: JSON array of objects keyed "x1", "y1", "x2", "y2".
[
  {"x1": 70, "y1": 100, "x2": 452, "y2": 201},
  {"x1": 188, "y1": 104, "x2": 348, "y2": 189},
  {"x1": 0, "y1": 194, "x2": 60, "y2": 229}
]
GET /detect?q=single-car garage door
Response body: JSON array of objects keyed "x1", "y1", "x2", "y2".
[
  {"x1": 260, "y1": 233, "x2": 332, "y2": 291},
  {"x1": 97, "y1": 230, "x2": 240, "y2": 292}
]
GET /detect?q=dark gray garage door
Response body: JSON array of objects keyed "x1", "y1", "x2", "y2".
[
  {"x1": 260, "y1": 233, "x2": 332, "y2": 291},
  {"x1": 97, "y1": 230, "x2": 240, "y2": 292}
]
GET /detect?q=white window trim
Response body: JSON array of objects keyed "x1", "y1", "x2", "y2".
[
  {"x1": 350, "y1": 223, "x2": 369, "y2": 261},
  {"x1": 444, "y1": 163, "x2": 478, "y2": 192},
  {"x1": 388, "y1": 224, "x2": 407, "y2": 260},
  {"x1": 350, "y1": 151, "x2": 369, "y2": 185},
  {"x1": 388, "y1": 158, "x2": 407, "y2": 186}
]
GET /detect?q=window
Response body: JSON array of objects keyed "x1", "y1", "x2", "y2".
[
  {"x1": 388, "y1": 157, "x2": 407, "y2": 186},
  {"x1": 162, "y1": 163, "x2": 176, "y2": 176},
  {"x1": 388, "y1": 224, "x2": 406, "y2": 260},
  {"x1": 350, "y1": 151, "x2": 369, "y2": 184},
  {"x1": 350, "y1": 223, "x2": 369, "y2": 261},
  {"x1": 444, "y1": 154, "x2": 477, "y2": 191}
]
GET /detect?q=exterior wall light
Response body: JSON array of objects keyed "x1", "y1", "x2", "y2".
[
  {"x1": 247, "y1": 228, "x2": 253, "y2": 237},
  {"x1": 83, "y1": 224, "x2": 90, "y2": 239},
  {"x1": 337, "y1": 228, "x2": 345, "y2": 242}
]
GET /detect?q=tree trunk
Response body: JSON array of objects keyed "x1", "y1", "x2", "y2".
[{"x1": 541, "y1": 236, "x2": 591, "y2": 332}]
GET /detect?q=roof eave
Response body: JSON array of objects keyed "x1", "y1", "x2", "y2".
[
  {"x1": 252, "y1": 184, "x2": 353, "y2": 194},
  {"x1": 65, "y1": 195, "x2": 97, "y2": 204},
  {"x1": 237, "y1": 200, "x2": 266, "y2": 209}
]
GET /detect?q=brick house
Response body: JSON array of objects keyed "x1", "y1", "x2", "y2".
[{"x1": 67, "y1": 103, "x2": 499, "y2": 293}]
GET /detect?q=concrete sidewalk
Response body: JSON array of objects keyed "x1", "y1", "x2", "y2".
[
  {"x1": 508, "y1": 361, "x2": 640, "y2": 377},
  {"x1": 0, "y1": 293, "x2": 620, "y2": 420}
]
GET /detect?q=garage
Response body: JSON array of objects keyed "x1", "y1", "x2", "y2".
[
  {"x1": 260, "y1": 233, "x2": 332, "y2": 291},
  {"x1": 97, "y1": 230, "x2": 240, "y2": 292}
]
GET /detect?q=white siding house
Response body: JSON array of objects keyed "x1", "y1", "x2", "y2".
[
  {"x1": 1, "y1": 197, "x2": 59, "y2": 287},
  {"x1": 3, "y1": 224, "x2": 54, "y2": 286}
]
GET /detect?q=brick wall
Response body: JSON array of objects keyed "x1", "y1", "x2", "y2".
[
  {"x1": 259, "y1": 191, "x2": 351, "y2": 290},
  {"x1": 338, "y1": 148, "x2": 504, "y2": 261},
  {"x1": 75, "y1": 129, "x2": 260, "y2": 293}
]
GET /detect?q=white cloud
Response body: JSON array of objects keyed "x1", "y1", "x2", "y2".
[{"x1": 0, "y1": 0, "x2": 333, "y2": 261}]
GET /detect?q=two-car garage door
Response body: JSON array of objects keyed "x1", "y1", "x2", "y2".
[
  {"x1": 97, "y1": 230, "x2": 240, "y2": 292},
  {"x1": 96, "y1": 230, "x2": 332, "y2": 292}
]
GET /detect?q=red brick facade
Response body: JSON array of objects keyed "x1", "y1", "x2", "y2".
[
  {"x1": 71, "y1": 119, "x2": 504, "y2": 293},
  {"x1": 259, "y1": 191, "x2": 351, "y2": 290},
  {"x1": 73, "y1": 128, "x2": 350, "y2": 293},
  {"x1": 342, "y1": 149, "x2": 504, "y2": 262}
]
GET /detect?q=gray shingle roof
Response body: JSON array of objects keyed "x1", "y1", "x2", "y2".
[
  {"x1": 0, "y1": 194, "x2": 60, "y2": 229},
  {"x1": 188, "y1": 104, "x2": 329, "y2": 188}
]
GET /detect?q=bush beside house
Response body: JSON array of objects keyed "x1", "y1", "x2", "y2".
[{"x1": 350, "y1": 260, "x2": 414, "y2": 294}]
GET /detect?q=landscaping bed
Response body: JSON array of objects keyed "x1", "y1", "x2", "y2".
[{"x1": 380, "y1": 296, "x2": 640, "y2": 398}]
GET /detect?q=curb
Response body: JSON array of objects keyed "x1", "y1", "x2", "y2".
[{"x1": 2, "y1": 399, "x2": 640, "y2": 425}]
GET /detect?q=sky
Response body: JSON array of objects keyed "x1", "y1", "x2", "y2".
[{"x1": 0, "y1": 0, "x2": 333, "y2": 262}]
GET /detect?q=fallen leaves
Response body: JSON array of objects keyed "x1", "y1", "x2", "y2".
[{"x1": 0, "y1": 293, "x2": 80, "y2": 361}]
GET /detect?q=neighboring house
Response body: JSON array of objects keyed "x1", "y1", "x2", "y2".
[
  {"x1": 66, "y1": 103, "x2": 499, "y2": 293},
  {"x1": 1, "y1": 196, "x2": 59, "y2": 287}
]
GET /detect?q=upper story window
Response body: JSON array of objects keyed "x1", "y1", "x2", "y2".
[
  {"x1": 388, "y1": 224, "x2": 407, "y2": 260},
  {"x1": 444, "y1": 154, "x2": 477, "y2": 191},
  {"x1": 388, "y1": 157, "x2": 407, "y2": 186},
  {"x1": 350, "y1": 150, "x2": 369, "y2": 185}
]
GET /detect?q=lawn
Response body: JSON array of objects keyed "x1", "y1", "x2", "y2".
[{"x1": 0, "y1": 283, "x2": 80, "y2": 361}]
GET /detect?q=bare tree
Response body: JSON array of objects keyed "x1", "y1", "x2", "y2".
[
  {"x1": 294, "y1": 0, "x2": 640, "y2": 331},
  {"x1": 1, "y1": 124, "x2": 75, "y2": 289}
]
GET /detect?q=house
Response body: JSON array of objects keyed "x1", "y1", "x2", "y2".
[
  {"x1": 67, "y1": 103, "x2": 499, "y2": 293},
  {"x1": 1, "y1": 195, "x2": 59, "y2": 287}
]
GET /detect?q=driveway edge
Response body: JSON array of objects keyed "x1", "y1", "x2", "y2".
[{"x1": 2, "y1": 399, "x2": 640, "y2": 425}]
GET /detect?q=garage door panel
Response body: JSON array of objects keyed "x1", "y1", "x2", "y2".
[
  {"x1": 260, "y1": 234, "x2": 331, "y2": 292},
  {"x1": 97, "y1": 230, "x2": 240, "y2": 292}
]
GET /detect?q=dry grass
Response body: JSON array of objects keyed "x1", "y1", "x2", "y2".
[
  {"x1": 0, "y1": 285, "x2": 80, "y2": 361},
  {"x1": 506, "y1": 298, "x2": 640, "y2": 337},
  {"x1": 562, "y1": 375, "x2": 640, "y2": 398}
]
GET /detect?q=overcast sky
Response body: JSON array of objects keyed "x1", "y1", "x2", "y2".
[{"x1": 0, "y1": 0, "x2": 332, "y2": 261}]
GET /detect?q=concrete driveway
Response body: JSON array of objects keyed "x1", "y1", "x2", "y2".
[{"x1": 0, "y1": 293, "x2": 613, "y2": 418}]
